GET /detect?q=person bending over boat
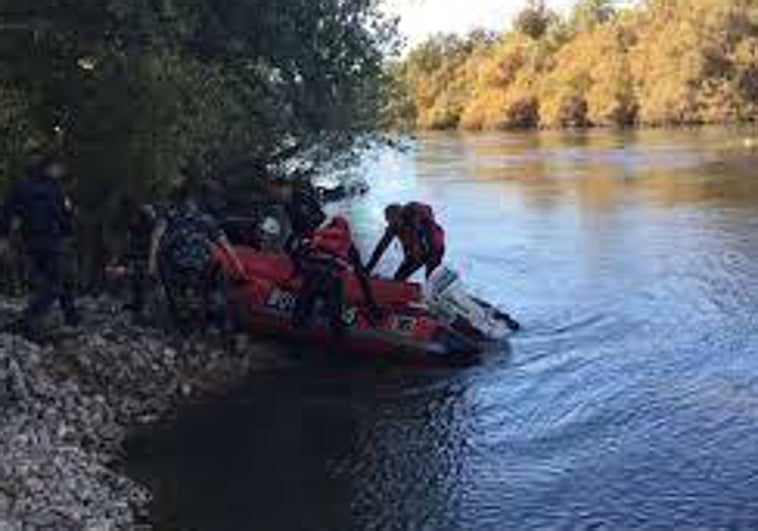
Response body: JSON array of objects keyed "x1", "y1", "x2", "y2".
[
  {"x1": 148, "y1": 184, "x2": 246, "y2": 331},
  {"x1": 292, "y1": 216, "x2": 379, "y2": 338},
  {"x1": 366, "y1": 202, "x2": 445, "y2": 281}
]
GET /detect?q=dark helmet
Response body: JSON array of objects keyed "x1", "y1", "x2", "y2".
[
  {"x1": 384, "y1": 203, "x2": 404, "y2": 225},
  {"x1": 404, "y1": 202, "x2": 435, "y2": 224}
]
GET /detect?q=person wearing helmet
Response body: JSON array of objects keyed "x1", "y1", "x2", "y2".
[
  {"x1": 366, "y1": 202, "x2": 446, "y2": 281},
  {"x1": 292, "y1": 216, "x2": 379, "y2": 337},
  {"x1": 265, "y1": 179, "x2": 326, "y2": 250}
]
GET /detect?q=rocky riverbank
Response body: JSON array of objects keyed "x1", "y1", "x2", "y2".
[{"x1": 0, "y1": 297, "x2": 287, "y2": 530}]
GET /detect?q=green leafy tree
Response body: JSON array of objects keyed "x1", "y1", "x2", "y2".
[
  {"x1": 0, "y1": 0, "x2": 397, "y2": 285},
  {"x1": 0, "y1": 0, "x2": 398, "y2": 185},
  {"x1": 514, "y1": 0, "x2": 558, "y2": 40}
]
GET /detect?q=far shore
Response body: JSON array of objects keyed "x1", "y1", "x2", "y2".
[{"x1": 394, "y1": 122, "x2": 758, "y2": 136}]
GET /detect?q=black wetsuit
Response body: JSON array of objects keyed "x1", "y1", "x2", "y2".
[
  {"x1": 285, "y1": 182, "x2": 326, "y2": 252},
  {"x1": 122, "y1": 204, "x2": 155, "y2": 315},
  {"x1": 1, "y1": 174, "x2": 78, "y2": 334}
]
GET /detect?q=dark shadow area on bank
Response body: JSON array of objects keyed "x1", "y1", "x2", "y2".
[{"x1": 124, "y1": 345, "x2": 508, "y2": 531}]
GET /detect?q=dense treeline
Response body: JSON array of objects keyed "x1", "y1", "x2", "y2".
[
  {"x1": 0, "y1": 0, "x2": 398, "y2": 203},
  {"x1": 0, "y1": 0, "x2": 396, "y2": 286},
  {"x1": 388, "y1": 0, "x2": 758, "y2": 130}
]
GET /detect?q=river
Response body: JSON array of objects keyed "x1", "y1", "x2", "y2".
[{"x1": 128, "y1": 128, "x2": 758, "y2": 530}]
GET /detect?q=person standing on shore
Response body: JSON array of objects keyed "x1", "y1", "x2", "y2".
[
  {"x1": 109, "y1": 195, "x2": 156, "y2": 321},
  {"x1": 0, "y1": 155, "x2": 79, "y2": 341}
]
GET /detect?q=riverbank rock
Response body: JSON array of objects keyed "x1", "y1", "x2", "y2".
[{"x1": 0, "y1": 296, "x2": 287, "y2": 530}]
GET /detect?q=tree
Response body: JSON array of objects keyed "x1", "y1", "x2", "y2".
[
  {"x1": 390, "y1": 0, "x2": 758, "y2": 131},
  {"x1": 0, "y1": 85, "x2": 43, "y2": 194},
  {"x1": 514, "y1": 0, "x2": 557, "y2": 40},
  {"x1": 0, "y1": 0, "x2": 398, "y2": 184},
  {"x1": 0, "y1": 0, "x2": 398, "y2": 285},
  {"x1": 570, "y1": 0, "x2": 616, "y2": 32},
  {"x1": 395, "y1": 32, "x2": 493, "y2": 130}
]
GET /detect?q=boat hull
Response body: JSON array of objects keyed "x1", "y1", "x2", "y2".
[{"x1": 218, "y1": 248, "x2": 490, "y2": 363}]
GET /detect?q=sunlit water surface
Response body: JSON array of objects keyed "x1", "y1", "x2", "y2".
[{"x1": 129, "y1": 128, "x2": 758, "y2": 531}]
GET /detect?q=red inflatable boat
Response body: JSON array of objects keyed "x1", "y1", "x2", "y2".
[{"x1": 216, "y1": 247, "x2": 496, "y2": 363}]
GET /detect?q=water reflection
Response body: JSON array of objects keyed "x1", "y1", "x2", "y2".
[
  {"x1": 130, "y1": 129, "x2": 758, "y2": 531},
  {"x1": 129, "y1": 366, "x2": 479, "y2": 530},
  {"x1": 410, "y1": 128, "x2": 758, "y2": 214}
]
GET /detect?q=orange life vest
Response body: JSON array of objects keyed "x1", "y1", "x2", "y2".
[{"x1": 311, "y1": 217, "x2": 353, "y2": 260}]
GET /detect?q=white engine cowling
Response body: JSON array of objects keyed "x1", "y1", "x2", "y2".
[{"x1": 425, "y1": 267, "x2": 513, "y2": 341}]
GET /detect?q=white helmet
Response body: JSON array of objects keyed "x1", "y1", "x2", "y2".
[{"x1": 260, "y1": 216, "x2": 282, "y2": 237}]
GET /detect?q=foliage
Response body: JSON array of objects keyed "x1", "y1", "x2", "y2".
[
  {"x1": 514, "y1": 0, "x2": 558, "y2": 40},
  {"x1": 398, "y1": 33, "x2": 493, "y2": 129},
  {"x1": 459, "y1": 35, "x2": 547, "y2": 129},
  {"x1": 0, "y1": 0, "x2": 397, "y2": 286},
  {"x1": 0, "y1": 0, "x2": 398, "y2": 194},
  {"x1": 391, "y1": 0, "x2": 758, "y2": 130},
  {"x1": 0, "y1": 84, "x2": 43, "y2": 194},
  {"x1": 569, "y1": 0, "x2": 616, "y2": 32}
]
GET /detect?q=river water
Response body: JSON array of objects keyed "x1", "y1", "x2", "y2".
[{"x1": 129, "y1": 128, "x2": 758, "y2": 530}]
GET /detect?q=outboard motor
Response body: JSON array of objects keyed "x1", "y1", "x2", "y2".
[{"x1": 425, "y1": 266, "x2": 518, "y2": 341}]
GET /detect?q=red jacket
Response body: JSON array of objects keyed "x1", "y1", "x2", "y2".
[
  {"x1": 366, "y1": 203, "x2": 445, "y2": 274},
  {"x1": 311, "y1": 217, "x2": 353, "y2": 261},
  {"x1": 404, "y1": 202, "x2": 444, "y2": 258}
]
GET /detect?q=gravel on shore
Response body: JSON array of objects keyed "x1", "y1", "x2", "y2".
[{"x1": 0, "y1": 297, "x2": 287, "y2": 530}]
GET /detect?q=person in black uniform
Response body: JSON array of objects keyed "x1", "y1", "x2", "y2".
[
  {"x1": 112, "y1": 195, "x2": 156, "y2": 319},
  {"x1": 273, "y1": 179, "x2": 326, "y2": 253},
  {"x1": 0, "y1": 155, "x2": 79, "y2": 340}
]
